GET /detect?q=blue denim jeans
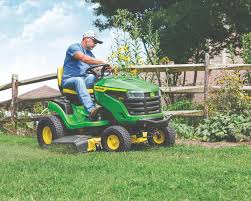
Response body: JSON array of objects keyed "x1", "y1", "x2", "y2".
[{"x1": 62, "y1": 74, "x2": 97, "y2": 112}]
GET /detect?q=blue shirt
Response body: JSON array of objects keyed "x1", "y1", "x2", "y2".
[{"x1": 62, "y1": 43, "x2": 95, "y2": 82}]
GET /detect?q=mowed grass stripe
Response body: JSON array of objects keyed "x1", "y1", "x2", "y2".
[{"x1": 0, "y1": 134, "x2": 250, "y2": 201}]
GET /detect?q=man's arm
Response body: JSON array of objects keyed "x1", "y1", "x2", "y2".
[{"x1": 73, "y1": 52, "x2": 106, "y2": 65}]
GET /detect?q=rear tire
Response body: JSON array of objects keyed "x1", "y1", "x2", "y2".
[
  {"x1": 101, "y1": 125, "x2": 131, "y2": 152},
  {"x1": 37, "y1": 116, "x2": 64, "y2": 147},
  {"x1": 148, "y1": 126, "x2": 176, "y2": 147}
]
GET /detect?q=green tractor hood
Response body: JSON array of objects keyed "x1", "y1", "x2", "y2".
[{"x1": 95, "y1": 76, "x2": 159, "y2": 92}]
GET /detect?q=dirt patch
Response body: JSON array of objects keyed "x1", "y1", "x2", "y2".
[{"x1": 176, "y1": 139, "x2": 251, "y2": 148}]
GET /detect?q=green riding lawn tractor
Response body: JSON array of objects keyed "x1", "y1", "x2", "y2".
[{"x1": 36, "y1": 64, "x2": 176, "y2": 152}]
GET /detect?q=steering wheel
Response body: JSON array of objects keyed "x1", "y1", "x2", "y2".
[{"x1": 86, "y1": 64, "x2": 111, "y2": 78}]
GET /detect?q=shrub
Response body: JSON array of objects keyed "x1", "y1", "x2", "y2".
[
  {"x1": 166, "y1": 99, "x2": 203, "y2": 126},
  {"x1": 109, "y1": 9, "x2": 160, "y2": 76},
  {"x1": 195, "y1": 113, "x2": 251, "y2": 142},
  {"x1": 241, "y1": 32, "x2": 251, "y2": 64},
  {"x1": 167, "y1": 100, "x2": 202, "y2": 139},
  {"x1": 166, "y1": 99, "x2": 194, "y2": 111},
  {"x1": 171, "y1": 121, "x2": 196, "y2": 140},
  {"x1": 0, "y1": 108, "x2": 5, "y2": 118},
  {"x1": 241, "y1": 32, "x2": 251, "y2": 84},
  {"x1": 208, "y1": 71, "x2": 251, "y2": 115}
]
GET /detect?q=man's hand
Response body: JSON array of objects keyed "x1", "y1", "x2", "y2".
[{"x1": 92, "y1": 64, "x2": 113, "y2": 77}]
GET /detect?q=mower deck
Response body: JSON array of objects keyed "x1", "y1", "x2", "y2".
[{"x1": 53, "y1": 135, "x2": 100, "y2": 153}]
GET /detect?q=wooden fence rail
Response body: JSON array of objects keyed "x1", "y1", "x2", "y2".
[
  {"x1": 133, "y1": 64, "x2": 205, "y2": 72},
  {"x1": 0, "y1": 73, "x2": 57, "y2": 92},
  {"x1": 0, "y1": 53, "x2": 251, "y2": 124},
  {"x1": 160, "y1": 85, "x2": 251, "y2": 93}
]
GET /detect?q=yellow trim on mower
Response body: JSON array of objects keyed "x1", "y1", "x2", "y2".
[
  {"x1": 131, "y1": 137, "x2": 147, "y2": 144},
  {"x1": 94, "y1": 86, "x2": 128, "y2": 92},
  {"x1": 62, "y1": 88, "x2": 93, "y2": 94},
  {"x1": 130, "y1": 132, "x2": 148, "y2": 144},
  {"x1": 87, "y1": 137, "x2": 101, "y2": 152},
  {"x1": 57, "y1": 67, "x2": 63, "y2": 87},
  {"x1": 58, "y1": 67, "x2": 94, "y2": 95}
]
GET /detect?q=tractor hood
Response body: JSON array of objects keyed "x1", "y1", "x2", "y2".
[{"x1": 95, "y1": 76, "x2": 159, "y2": 92}]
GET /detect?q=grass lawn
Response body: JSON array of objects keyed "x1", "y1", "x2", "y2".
[{"x1": 0, "y1": 134, "x2": 250, "y2": 201}]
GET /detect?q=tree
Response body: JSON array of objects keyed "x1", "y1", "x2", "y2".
[
  {"x1": 86, "y1": 0, "x2": 251, "y2": 63},
  {"x1": 241, "y1": 33, "x2": 251, "y2": 64}
]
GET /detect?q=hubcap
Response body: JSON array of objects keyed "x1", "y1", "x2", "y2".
[
  {"x1": 107, "y1": 134, "x2": 120, "y2": 150},
  {"x1": 42, "y1": 126, "x2": 52, "y2": 144},
  {"x1": 153, "y1": 130, "x2": 165, "y2": 144}
]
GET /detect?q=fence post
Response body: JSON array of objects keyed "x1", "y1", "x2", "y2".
[
  {"x1": 155, "y1": 68, "x2": 161, "y2": 87},
  {"x1": 10, "y1": 74, "x2": 18, "y2": 119},
  {"x1": 204, "y1": 53, "x2": 210, "y2": 118}
]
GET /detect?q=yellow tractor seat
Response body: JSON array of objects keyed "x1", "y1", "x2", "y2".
[{"x1": 57, "y1": 67, "x2": 94, "y2": 95}]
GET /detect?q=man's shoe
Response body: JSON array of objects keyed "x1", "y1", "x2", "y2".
[{"x1": 89, "y1": 107, "x2": 101, "y2": 120}]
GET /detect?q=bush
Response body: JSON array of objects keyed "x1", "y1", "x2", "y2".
[
  {"x1": 166, "y1": 99, "x2": 194, "y2": 111},
  {"x1": 208, "y1": 71, "x2": 251, "y2": 115},
  {"x1": 0, "y1": 108, "x2": 5, "y2": 119},
  {"x1": 241, "y1": 32, "x2": 251, "y2": 84},
  {"x1": 167, "y1": 100, "x2": 201, "y2": 139},
  {"x1": 195, "y1": 113, "x2": 251, "y2": 142},
  {"x1": 166, "y1": 99, "x2": 203, "y2": 127},
  {"x1": 109, "y1": 9, "x2": 160, "y2": 76},
  {"x1": 241, "y1": 32, "x2": 251, "y2": 64},
  {"x1": 171, "y1": 121, "x2": 196, "y2": 140}
]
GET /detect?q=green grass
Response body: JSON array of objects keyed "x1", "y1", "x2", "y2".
[{"x1": 0, "y1": 134, "x2": 250, "y2": 201}]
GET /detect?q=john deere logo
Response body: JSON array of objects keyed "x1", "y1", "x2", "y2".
[
  {"x1": 94, "y1": 86, "x2": 106, "y2": 92},
  {"x1": 150, "y1": 92, "x2": 155, "y2": 97}
]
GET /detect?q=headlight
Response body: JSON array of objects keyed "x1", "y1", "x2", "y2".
[{"x1": 127, "y1": 91, "x2": 144, "y2": 98}]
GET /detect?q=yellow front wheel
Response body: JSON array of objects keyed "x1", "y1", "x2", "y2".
[
  {"x1": 101, "y1": 126, "x2": 131, "y2": 152},
  {"x1": 148, "y1": 126, "x2": 176, "y2": 147}
]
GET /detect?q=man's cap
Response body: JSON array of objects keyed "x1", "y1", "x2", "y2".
[{"x1": 83, "y1": 30, "x2": 103, "y2": 44}]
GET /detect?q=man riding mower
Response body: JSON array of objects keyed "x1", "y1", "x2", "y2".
[{"x1": 36, "y1": 64, "x2": 176, "y2": 152}]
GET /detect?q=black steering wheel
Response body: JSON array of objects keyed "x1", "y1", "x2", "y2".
[{"x1": 86, "y1": 64, "x2": 111, "y2": 78}]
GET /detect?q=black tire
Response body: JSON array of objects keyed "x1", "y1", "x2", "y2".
[
  {"x1": 101, "y1": 125, "x2": 131, "y2": 152},
  {"x1": 37, "y1": 116, "x2": 64, "y2": 147},
  {"x1": 148, "y1": 126, "x2": 176, "y2": 147}
]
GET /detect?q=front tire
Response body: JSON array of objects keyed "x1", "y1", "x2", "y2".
[
  {"x1": 101, "y1": 125, "x2": 131, "y2": 152},
  {"x1": 37, "y1": 116, "x2": 64, "y2": 147},
  {"x1": 148, "y1": 126, "x2": 176, "y2": 147}
]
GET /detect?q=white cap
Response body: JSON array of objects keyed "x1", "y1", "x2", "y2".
[{"x1": 83, "y1": 30, "x2": 103, "y2": 44}]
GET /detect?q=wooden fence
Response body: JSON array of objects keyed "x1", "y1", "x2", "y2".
[{"x1": 0, "y1": 53, "x2": 251, "y2": 123}]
